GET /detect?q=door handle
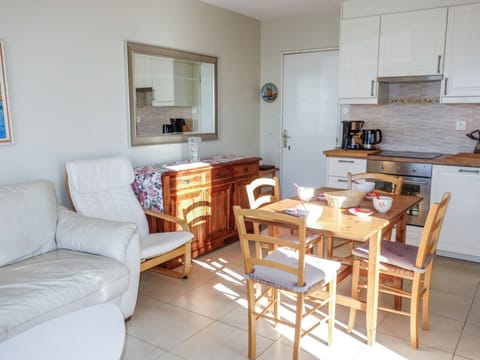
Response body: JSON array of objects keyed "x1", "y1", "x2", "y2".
[{"x1": 282, "y1": 129, "x2": 292, "y2": 148}]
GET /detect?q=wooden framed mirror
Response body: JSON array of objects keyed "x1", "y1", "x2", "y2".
[
  {"x1": 127, "y1": 41, "x2": 218, "y2": 146},
  {"x1": 0, "y1": 40, "x2": 12, "y2": 144}
]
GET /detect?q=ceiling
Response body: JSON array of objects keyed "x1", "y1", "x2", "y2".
[{"x1": 199, "y1": 0, "x2": 341, "y2": 20}]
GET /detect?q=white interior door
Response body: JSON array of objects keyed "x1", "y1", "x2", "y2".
[{"x1": 281, "y1": 50, "x2": 339, "y2": 198}]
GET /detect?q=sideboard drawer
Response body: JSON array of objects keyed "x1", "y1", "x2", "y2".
[
  {"x1": 234, "y1": 162, "x2": 258, "y2": 178},
  {"x1": 170, "y1": 173, "x2": 205, "y2": 190},
  {"x1": 208, "y1": 167, "x2": 234, "y2": 183}
]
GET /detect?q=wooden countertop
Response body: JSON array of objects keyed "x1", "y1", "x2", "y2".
[
  {"x1": 324, "y1": 149, "x2": 480, "y2": 167},
  {"x1": 322, "y1": 149, "x2": 381, "y2": 158}
]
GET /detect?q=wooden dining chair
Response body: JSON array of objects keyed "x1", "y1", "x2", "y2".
[
  {"x1": 347, "y1": 172, "x2": 404, "y2": 196},
  {"x1": 347, "y1": 192, "x2": 451, "y2": 349},
  {"x1": 245, "y1": 176, "x2": 324, "y2": 257},
  {"x1": 326, "y1": 172, "x2": 404, "y2": 260},
  {"x1": 233, "y1": 206, "x2": 340, "y2": 360}
]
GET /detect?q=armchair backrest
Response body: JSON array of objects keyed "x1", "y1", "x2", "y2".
[
  {"x1": 0, "y1": 180, "x2": 57, "y2": 267},
  {"x1": 65, "y1": 157, "x2": 149, "y2": 238}
]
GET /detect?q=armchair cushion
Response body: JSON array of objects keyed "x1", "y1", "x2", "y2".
[
  {"x1": 56, "y1": 206, "x2": 137, "y2": 263},
  {"x1": 141, "y1": 232, "x2": 193, "y2": 259},
  {"x1": 0, "y1": 181, "x2": 57, "y2": 267},
  {"x1": 0, "y1": 250, "x2": 129, "y2": 341}
]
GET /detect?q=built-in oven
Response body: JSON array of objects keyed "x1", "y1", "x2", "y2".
[{"x1": 367, "y1": 151, "x2": 441, "y2": 227}]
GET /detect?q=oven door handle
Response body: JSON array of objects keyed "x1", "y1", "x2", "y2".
[{"x1": 402, "y1": 179, "x2": 430, "y2": 185}]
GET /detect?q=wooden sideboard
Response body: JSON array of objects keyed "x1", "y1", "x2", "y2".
[{"x1": 146, "y1": 157, "x2": 261, "y2": 260}]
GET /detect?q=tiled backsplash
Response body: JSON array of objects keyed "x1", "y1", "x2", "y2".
[
  {"x1": 344, "y1": 82, "x2": 480, "y2": 154},
  {"x1": 136, "y1": 104, "x2": 193, "y2": 137}
]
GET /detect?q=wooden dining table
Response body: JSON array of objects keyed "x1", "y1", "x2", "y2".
[{"x1": 261, "y1": 187, "x2": 422, "y2": 345}]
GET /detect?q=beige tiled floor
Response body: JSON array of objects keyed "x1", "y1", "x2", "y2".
[{"x1": 123, "y1": 242, "x2": 480, "y2": 360}]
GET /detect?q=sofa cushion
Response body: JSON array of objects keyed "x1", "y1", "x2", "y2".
[
  {"x1": 0, "y1": 181, "x2": 57, "y2": 267},
  {"x1": 0, "y1": 250, "x2": 129, "y2": 341}
]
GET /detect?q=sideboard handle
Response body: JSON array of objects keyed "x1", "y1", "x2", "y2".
[{"x1": 183, "y1": 179, "x2": 190, "y2": 185}]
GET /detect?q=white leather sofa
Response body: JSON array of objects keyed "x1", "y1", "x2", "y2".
[{"x1": 0, "y1": 180, "x2": 141, "y2": 342}]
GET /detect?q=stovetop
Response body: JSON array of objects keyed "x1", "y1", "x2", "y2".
[{"x1": 377, "y1": 150, "x2": 442, "y2": 159}]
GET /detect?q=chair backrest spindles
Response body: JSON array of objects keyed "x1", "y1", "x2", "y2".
[
  {"x1": 347, "y1": 172, "x2": 403, "y2": 195},
  {"x1": 415, "y1": 192, "x2": 451, "y2": 269},
  {"x1": 245, "y1": 176, "x2": 281, "y2": 210}
]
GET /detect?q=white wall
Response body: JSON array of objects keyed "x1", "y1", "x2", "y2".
[
  {"x1": 0, "y1": 0, "x2": 260, "y2": 205},
  {"x1": 259, "y1": 11, "x2": 341, "y2": 169}
]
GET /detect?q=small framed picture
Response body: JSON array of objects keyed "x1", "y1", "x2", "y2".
[
  {"x1": 0, "y1": 40, "x2": 13, "y2": 144},
  {"x1": 261, "y1": 83, "x2": 278, "y2": 103}
]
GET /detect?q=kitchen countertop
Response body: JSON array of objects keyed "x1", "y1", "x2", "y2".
[
  {"x1": 324, "y1": 149, "x2": 480, "y2": 167},
  {"x1": 322, "y1": 149, "x2": 381, "y2": 158}
]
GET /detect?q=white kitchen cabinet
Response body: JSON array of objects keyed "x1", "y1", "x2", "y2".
[
  {"x1": 378, "y1": 8, "x2": 447, "y2": 78},
  {"x1": 338, "y1": 16, "x2": 381, "y2": 104},
  {"x1": 151, "y1": 58, "x2": 175, "y2": 106},
  {"x1": 327, "y1": 157, "x2": 366, "y2": 189},
  {"x1": 441, "y1": 3, "x2": 480, "y2": 103},
  {"x1": 133, "y1": 54, "x2": 152, "y2": 88},
  {"x1": 173, "y1": 61, "x2": 195, "y2": 106},
  {"x1": 431, "y1": 165, "x2": 480, "y2": 262}
]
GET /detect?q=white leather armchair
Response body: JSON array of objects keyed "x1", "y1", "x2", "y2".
[{"x1": 0, "y1": 180, "x2": 140, "y2": 342}]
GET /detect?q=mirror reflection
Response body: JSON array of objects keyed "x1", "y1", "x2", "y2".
[{"x1": 127, "y1": 42, "x2": 218, "y2": 146}]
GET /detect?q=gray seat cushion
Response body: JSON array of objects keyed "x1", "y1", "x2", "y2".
[
  {"x1": 353, "y1": 240, "x2": 433, "y2": 273},
  {"x1": 0, "y1": 250, "x2": 129, "y2": 341},
  {"x1": 249, "y1": 247, "x2": 340, "y2": 293}
]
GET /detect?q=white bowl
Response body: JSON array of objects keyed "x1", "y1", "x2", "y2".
[
  {"x1": 297, "y1": 186, "x2": 315, "y2": 202},
  {"x1": 352, "y1": 180, "x2": 375, "y2": 193},
  {"x1": 372, "y1": 196, "x2": 393, "y2": 213}
]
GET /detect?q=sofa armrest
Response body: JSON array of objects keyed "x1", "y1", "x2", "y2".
[{"x1": 55, "y1": 206, "x2": 138, "y2": 263}]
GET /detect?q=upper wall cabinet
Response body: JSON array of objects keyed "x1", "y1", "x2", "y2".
[
  {"x1": 441, "y1": 3, "x2": 480, "y2": 103},
  {"x1": 378, "y1": 8, "x2": 447, "y2": 79},
  {"x1": 338, "y1": 16, "x2": 382, "y2": 104}
]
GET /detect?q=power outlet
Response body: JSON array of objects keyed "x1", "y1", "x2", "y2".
[{"x1": 456, "y1": 120, "x2": 466, "y2": 131}]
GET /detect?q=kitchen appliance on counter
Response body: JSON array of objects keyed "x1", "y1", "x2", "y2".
[
  {"x1": 341, "y1": 120, "x2": 364, "y2": 150},
  {"x1": 367, "y1": 150, "x2": 441, "y2": 227},
  {"x1": 362, "y1": 129, "x2": 382, "y2": 150},
  {"x1": 466, "y1": 129, "x2": 480, "y2": 154},
  {"x1": 170, "y1": 118, "x2": 185, "y2": 133}
]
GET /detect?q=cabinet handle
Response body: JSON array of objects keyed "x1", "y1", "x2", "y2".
[
  {"x1": 444, "y1": 77, "x2": 448, "y2": 95},
  {"x1": 337, "y1": 179, "x2": 348, "y2": 183},
  {"x1": 437, "y1": 55, "x2": 442, "y2": 74},
  {"x1": 338, "y1": 160, "x2": 354, "y2": 164},
  {"x1": 183, "y1": 179, "x2": 190, "y2": 185},
  {"x1": 370, "y1": 80, "x2": 375, "y2": 97},
  {"x1": 458, "y1": 169, "x2": 479, "y2": 174}
]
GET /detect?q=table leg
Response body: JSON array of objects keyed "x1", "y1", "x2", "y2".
[
  {"x1": 395, "y1": 213, "x2": 407, "y2": 244},
  {"x1": 366, "y1": 229, "x2": 382, "y2": 345}
]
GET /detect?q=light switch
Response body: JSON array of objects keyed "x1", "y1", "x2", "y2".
[{"x1": 456, "y1": 120, "x2": 466, "y2": 131}]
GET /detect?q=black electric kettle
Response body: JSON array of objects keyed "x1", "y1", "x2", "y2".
[
  {"x1": 362, "y1": 129, "x2": 382, "y2": 150},
  {"x1": 170, "y1": 118, "x2": 185, "y2": 133}
]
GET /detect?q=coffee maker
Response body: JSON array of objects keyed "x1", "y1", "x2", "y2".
[
  {"x1": 170, "y1": 118, "x2": 185, "y2": 133},
  {"x1": 341, "y1": 120, "x2": 364, "y2": 150}
]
